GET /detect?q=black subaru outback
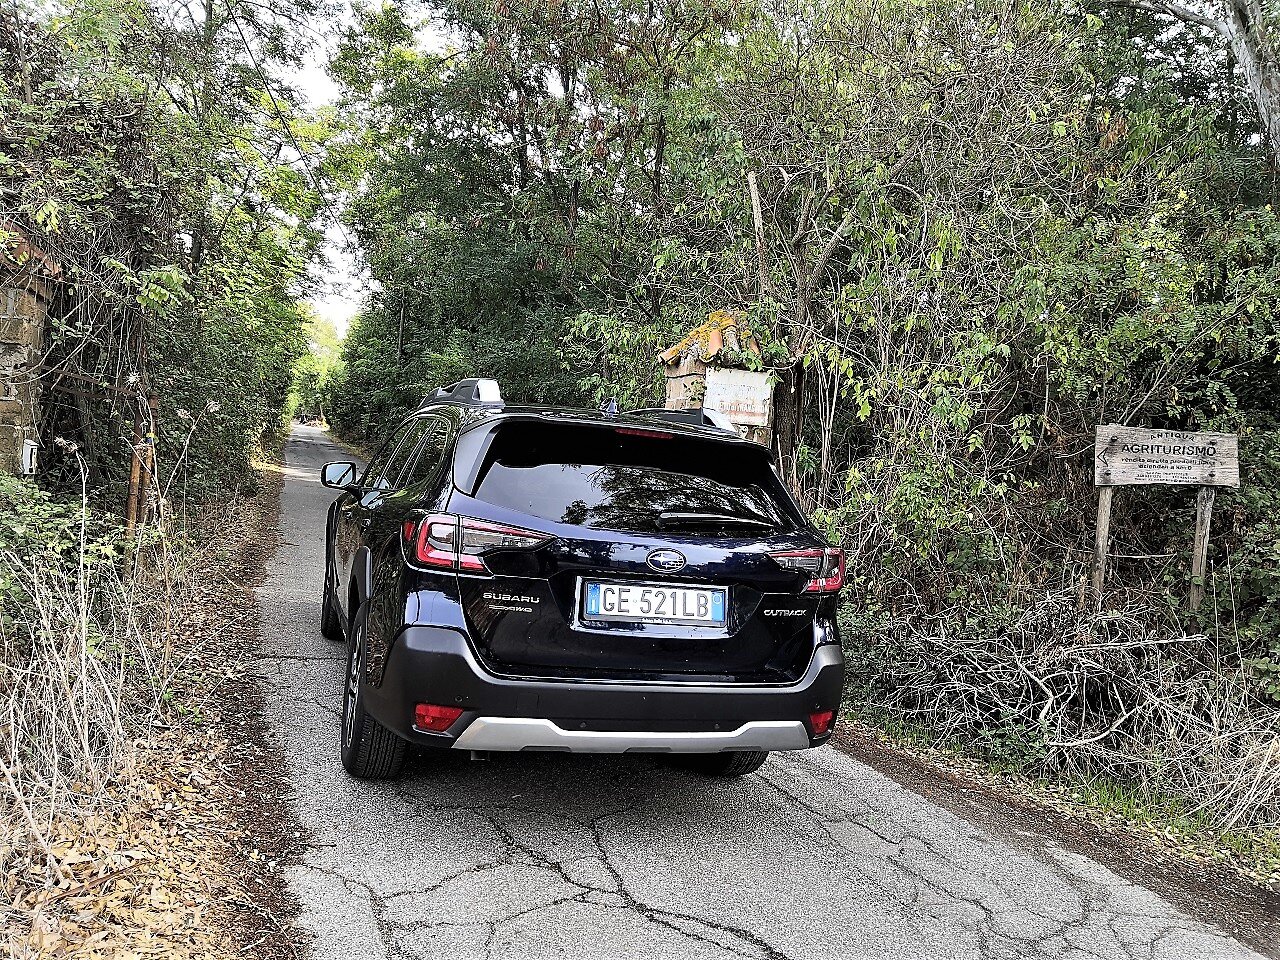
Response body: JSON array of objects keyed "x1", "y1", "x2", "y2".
[{"x1": 320, "y1": 379, "x2": 845, "y2": 779}]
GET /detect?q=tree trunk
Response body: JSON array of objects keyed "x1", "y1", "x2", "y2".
[
  {"x1": 773, "y1": 364, "x2": 805, "y2": 496},
  {"x1": 1125, "y1": 0, "x2": 1280, "y2": 157},
  {"x1": 1224, "y1": 0, "x2": 1280, "y2": 151},
  {"x1": 771, "y1": 205, "x2": 854, "y2": 497}
]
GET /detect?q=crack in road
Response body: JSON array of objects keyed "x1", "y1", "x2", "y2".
[
  {"x1": 252, "y1": 425, "x2": 1266, "y2": 960},
  {"x1": 300, "y1": 799, "x2": 797, "y2": 960}
]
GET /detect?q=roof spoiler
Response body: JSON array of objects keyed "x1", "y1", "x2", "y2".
[
  {"x1": 626, "y1": 407, "x2": 737, "y2": 434},
  {"x1": 424, "y1": 378, "x2": 503, "y2": 408}
]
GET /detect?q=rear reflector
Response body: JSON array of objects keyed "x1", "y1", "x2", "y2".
[
  {"x1": 809, "y1": 710, "x2": 835, "y2": 736},
  {"x1": 415, "y1": 703, "x2": 464, "y2": 732},
  {"x1": 770, "y1": 547, "x2": 846, "y2": 593}
]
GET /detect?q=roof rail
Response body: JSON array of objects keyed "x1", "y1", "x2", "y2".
[
  {"x1": 423, "y1": 378, "x2": 503, "y2": 408},
  {"x1": 626, "y1": 407, "x2": 737, "y2": 434}
]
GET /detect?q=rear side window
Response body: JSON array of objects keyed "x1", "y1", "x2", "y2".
[
  {"x1": 373, "y1": 419, "x2": 430, "y2": 490},
  {"x1": 361, "y1": 422, "x2": 414, "y2": 488},
  {"x1": 471, "y1": 421, "x2": 801, "y2": 535},
  {"x1": 399, "y1": 417, "x2": 450, "y2": 489}
]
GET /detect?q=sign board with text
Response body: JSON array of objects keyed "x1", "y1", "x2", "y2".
[
  {"x1": 703, "y1": 367, "x2": 772, "y2": 428},
  {"x1": 1094, "y1": 425, "x2": 1239, "y2": 488}
]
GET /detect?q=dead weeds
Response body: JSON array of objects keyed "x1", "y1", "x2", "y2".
[{"x1": 4, "y1": 454, "x2": 306, "y2": 958}]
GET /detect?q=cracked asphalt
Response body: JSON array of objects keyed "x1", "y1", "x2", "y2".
[{"x1": 254, "y1": 424, "x2": 1267, "y2": 960}]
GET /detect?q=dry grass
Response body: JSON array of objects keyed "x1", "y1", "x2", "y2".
[
  {"x1": 847, "y1": 590, "x2": 1280, "y2": 853},
  {"x1": 8, "y1": 734, "x2": 261, "y2": 958},
  {"x1": 1, "y1": 470, "x2": 300, "y2": 958},
  {"x1": 1, "y1": 547, "x2": 176, "y2": 878}
]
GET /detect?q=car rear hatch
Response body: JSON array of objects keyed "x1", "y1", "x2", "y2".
[{"x1": 435, "y1": 416, "x2": 840, "y2": 683}]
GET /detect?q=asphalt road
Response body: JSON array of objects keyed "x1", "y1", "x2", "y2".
[{"x1": 254, "y1": 424, "x2": 1265, "y2": 960}]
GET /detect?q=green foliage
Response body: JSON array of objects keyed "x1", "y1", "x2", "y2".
[
  {"x1": 0, "y1": 477, "x2": 122, "y2": 620},
  {"x1": 0, "y1": 477, "x2": 119, "y2": 566},
  {"x1": 1, "y1": 0, "x2": 327, "y2": 500},
  {"x1": 569, "y1": 311, "x2": 674, "y2": 410},
  {"x1": 324, "y1": 0, "x2": 740, "y2": 442},
  {"x1": 290, "y1": 315, "x2": 343, "y2": 421},
  {"x1": 1227, "y1": 426, "x2": 1280, "y2": 698}
]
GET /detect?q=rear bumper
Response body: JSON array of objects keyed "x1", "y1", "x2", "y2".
[
  {"x1": 453, "y1": 718, "x2": 811, "y2": 753},
  {"x1": 362, "y1": 625, "x2": 845, "y2": 753}
]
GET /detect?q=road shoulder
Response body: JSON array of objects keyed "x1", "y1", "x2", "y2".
[
  {"x1": 198, "y1": 453, "x2": 312, "y2": 957},
  {"x1": 834, "y1": 724, "x2": 1280, "y2": 959}
]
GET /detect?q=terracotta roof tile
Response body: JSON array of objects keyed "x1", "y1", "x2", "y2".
[
  {"x1": 659, "y1": 310, "x2": 760, "y2": 366},
  {"x1": 1, "y1": 221, "x2": 60, "y2": 278}
]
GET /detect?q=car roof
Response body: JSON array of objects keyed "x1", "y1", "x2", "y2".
[{"x1": 417, "y1": 402, "x2": 767, "y2": 448}]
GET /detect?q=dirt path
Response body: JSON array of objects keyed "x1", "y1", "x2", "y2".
[{"x1": 253, "y1": 423, "x2": 1268, "y2": 960}]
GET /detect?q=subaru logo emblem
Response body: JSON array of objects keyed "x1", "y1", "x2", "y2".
[{"x1": 646, "y1": 549, "x2": 686, "y2": 573}]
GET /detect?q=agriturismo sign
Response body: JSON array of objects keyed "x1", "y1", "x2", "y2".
[
  {"x1": 1091, "y1": 425, "x2": 1241, "y2": 611},
  {"x1": 1094, "y1": 426, "x2": 1240, "y2": 488}
]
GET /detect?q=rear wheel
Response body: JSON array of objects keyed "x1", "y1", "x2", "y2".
[
  {"x1": 686, "y1": 750, "x2": 769, "y2": 778},
  {"x1": 340, "y1": 604, "x2": 407, "y2": 779}
]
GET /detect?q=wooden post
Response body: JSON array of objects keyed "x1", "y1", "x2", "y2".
[
  {"x1": 1092, "y1": 486, "x2": 1115, "y2": 603},
  {"x1": 396, "y1": 301, "x2": 405, "y2": 362},
  {"x1": 1189, "y1": 486, "x2": 1216, "y2": 612},
  {"x1": 746, "y1": 171, "x2": 767, "y2": 299},
  {"x1": 124, "y1": 409, "x2": 144, "y2": 541},
  {"x1": 139, "y1": 392, "x2": 159, "y2": 524}
]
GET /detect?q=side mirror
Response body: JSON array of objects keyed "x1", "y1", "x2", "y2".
[{"x1": 321, "y1": 461, "x2": 359, "y2": 490}]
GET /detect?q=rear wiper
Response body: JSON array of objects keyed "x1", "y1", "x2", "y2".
[{"x1": 656, "y1": 511, "x2": 773, "y2": 530}]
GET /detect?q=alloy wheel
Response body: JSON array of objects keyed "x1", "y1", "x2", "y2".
[{"x1": 342, "y1": 620, "x2": 362, "y2": 749}]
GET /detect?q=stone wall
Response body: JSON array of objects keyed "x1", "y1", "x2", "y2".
[
  {"x1": 0, "y1": 255, "x2": 53, "y2": 476},
  {"x1": 663, "y1": 354, "x2": 708, "y2": 411}
]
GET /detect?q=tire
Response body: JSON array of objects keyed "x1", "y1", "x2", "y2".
[
  {"x1": 320, "y1": 520, "x2": 344, "y2": 642},
  {"x1": 339, "y1": 603, "x2": 408, "y2": 779},
  {"x1": 320, "y1": 563, "x2": 344, "y2": 641},
  {"x1": 687, "y1": 750, "x2": 770, "y2": 778}
]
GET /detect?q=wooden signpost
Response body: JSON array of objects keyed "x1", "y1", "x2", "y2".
[{"x1": 1092, "y1": 426, "x2": 1240, "y2": 610}]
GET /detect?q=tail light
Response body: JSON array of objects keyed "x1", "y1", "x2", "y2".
[
  {"x1": 770, "y1": 547, "x2": 845, "y2": 593},
  {"x1": 404, "y1": 513, "x2": 551, "y2": 573}
]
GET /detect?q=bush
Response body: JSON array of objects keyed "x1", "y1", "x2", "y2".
[{"x1": 842, "y1": 591, "x2": 1280, "y2": 832}]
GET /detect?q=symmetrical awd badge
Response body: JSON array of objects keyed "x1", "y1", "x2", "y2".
[{"x1": 645, "y1": 548, "x2": 687, "y2": 573}]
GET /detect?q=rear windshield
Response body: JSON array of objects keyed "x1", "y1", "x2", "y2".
[{"x1": 470, "y1": 421, "x2": 801, "y2": 535}]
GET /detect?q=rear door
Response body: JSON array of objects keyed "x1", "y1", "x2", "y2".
[
  {"x1": 362, "y1": 414, "x2": 452, "y2": 677},
  {"x1": 448, "y1": 419, "x2": 835, "y2": 683},
  {"x1": 335, "y1": 418, "x2": 429, "y2": 617}
]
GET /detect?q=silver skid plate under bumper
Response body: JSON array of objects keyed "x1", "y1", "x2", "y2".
[{"x1": 451, "y1": 717, "x2": 811, "y2": 753}]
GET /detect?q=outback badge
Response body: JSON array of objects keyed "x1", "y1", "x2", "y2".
[{"x1": 645, "y1": 548, "x2": 687, "y2": 573}]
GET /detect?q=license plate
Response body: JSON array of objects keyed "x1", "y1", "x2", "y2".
[{"x1": 583, "y1": 581, "x2": 726, "y2": 626}]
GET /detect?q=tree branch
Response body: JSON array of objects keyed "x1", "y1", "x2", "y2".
[{"x1": 1107, "y1": 0, "x2": 1230, "y2": 38}]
